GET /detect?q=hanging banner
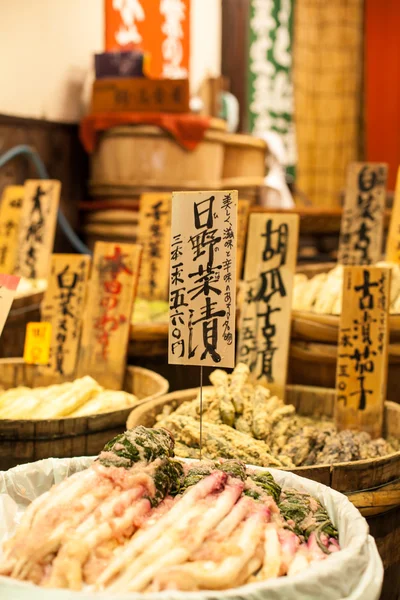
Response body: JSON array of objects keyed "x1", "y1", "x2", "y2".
[
  {"x1": 105, "y1": 0, "x2": 190, "y2": 80},
  {"x1": 248, "y1": 0, "x2": 296, "y2": 177},
  {"x1": 168, "y1": 191, "x2": 238, "y2": 368}
]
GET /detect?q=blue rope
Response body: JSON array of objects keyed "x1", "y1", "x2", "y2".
[{"x1": 0, "y1": 144, "x2": 91, "y2": 255}]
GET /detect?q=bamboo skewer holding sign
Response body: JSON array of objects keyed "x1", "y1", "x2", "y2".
[
  {"x1": 237, "y1": 213, "x2": 299, "y2": 398},
  {"x1": 338, "y1": 162, "x2": 387, "y2": 265},
  {"x1": 335, "y1": 266, "x2": 391, "y2": 438},
  {"x1": 168, "y1": 191, "x2": 238, "y2": 456}
]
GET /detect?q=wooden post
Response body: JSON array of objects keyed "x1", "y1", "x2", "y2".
[
  {"x1": 335, "y1": 266, "x2": 390, "y2": 438},
  {"x1": 136, "y1": 193, "x2": 171, "y2": 301},
  {"x1": 386, "y1": 166, "x2": 400, "y2": 264},
  {"x1": 0, "y1": 186, "x2": 24, "y2": 275},
  {"x1": 78, "y1": 242, "x2": 142, "y2": 389},
  {"x1": 16, "y1": 180, "x2": 61, "y2": 280},
  {"x1": 39, "y1": 255, "x2": 91, "y2": 378},
  {"x1": 0, "y1": 274, "x2": 20, "y2": 336},
  {"x1": 168, "y1": 190, "x2": 238, "y2": 368},
  {"x1": 237, "y1": 213, "x2": 299, "y2": 397},
  {"x1": 338, "y1": 162, "x2": 387, "y2": 265}
]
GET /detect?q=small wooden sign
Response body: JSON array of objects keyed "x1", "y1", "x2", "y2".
[
  {"x1": 137, "y1": 193, "x2": 171, "y2": 301},
  {"x1": 236, "y1": 199, "x2": 250, "y2": 281},
  {"x1": 335, "y1": 266, "x2": 390, "y2": 438},
  {"x1": 23, "y1": 322, "x2": 52, "y2": 365},
  {"x1": 78, "y1": 242, "x2": 142, "y2": 389},
  {"x1": 237, "y1": 213, "x2": 299, "y2": 397},
  {"x1": 168, "y1": 190, "x2": 238, "y2": 368},
  {"x1": 91, "y1": 78, "x2": 190, "y2": 114},
  {"x1": 386, "y1": 166, "x2": 400, "y2": 264},
  {"x1": 39, "y1": 255, "x2": 91, "y2": 377},
  {"x1": 16, "y1": 180, "x2": 61, "y2": 280},
  {"x1": 0, "y1": 274, "x2": 20, "y2": 336},
  {"x1": 0, "y1": 186, "x2": 24, "y2": 275},
  {"x1": 338, "y1": 162, "x2": 387, "y2": 265}
]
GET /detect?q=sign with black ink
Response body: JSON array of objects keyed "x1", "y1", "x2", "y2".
[
  {"x1": 168, "y1": 190, "x2": 238, "y2": 368},
  {"x1": 0, "y1": 186, "x2": 24, "y2": 275},
  {"x1": 40, "y1": 255, "x2": 91, "y2": 377},
  {"x1": 338, "y1": 162, "x2": 387, "y2": 266},
  {"x1": 237, "y1": 213, "x2": 299, "y2": 397},
  {"x1": 137, "y1": 193, "x2": 171, "y2": 301},
  {"x1": 16, "y1": 180, "x2": 61, "y2": 280},
  {"x1": 386, "y1": 166, "x2": 400, "y2": 264},
  {"x1": 335, "y1": 266, "x2": 390, "y2": 438},
  {"x1": 0, "y1": 274, "x2": 20, "y2": 336}
]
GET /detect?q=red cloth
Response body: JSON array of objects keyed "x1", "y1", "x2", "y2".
[{"x1": 80, "y1": 112, "x2": 212, "y2": 153}]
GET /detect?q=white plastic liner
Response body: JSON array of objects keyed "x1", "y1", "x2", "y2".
[{"x1": 0, "y1": 456, "x2": 383, "y2": 600}]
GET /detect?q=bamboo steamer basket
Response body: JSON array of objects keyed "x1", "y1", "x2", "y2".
[
  {"x1": 222, "y1": 133, "x2": 267, "y2": 188},
  {"x1": 126, "y1": 384, "x2": 400, "y2": 600},
  {"x1": 0, "y1": 359, "x2": 168, "y2": 470},
  {"x1": 89, "y1": 119, "x2": 227, "y2": 193},
  {"x1": 0, "y1": 291, "x2": 44, "y2": 359}
]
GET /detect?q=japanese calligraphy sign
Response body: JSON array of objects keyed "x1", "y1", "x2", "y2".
[
  {"x1": 338, "y1": 163, "x2": 388, "y2": 266},
  {"x1": 105, "y1": 0, "x2": 190, "y2": 80},
  {"x1": 39, "y1": 255, "x2": 91, "y2": 377},
  {"x1": 23, "y1": 322, "x2": 52, "y2": 365},
  {"x1": 0, "y1": 274, "x2": 20, "y2": 337},
  {"x1": 16, "y1": 180, "x2": 61, "y2": 280},
  {"x1": 386, "y1": 166, "x2": 400, "y2": 264},
  {"x1": 168, "y1": 191, "x2": 238, "y2": 367},
  {"x1": 335, "y1": 266, "x2": 390, "y2": 438},
  {"x1": 78, "y1": 242, "x2": 142, "y2": 389},
  {"x1": 0, "y1": 186, "x2": 24, "y2": 274},
  {"x1": 236, "y1": 200, "x2": 250, "y2": 282},
  {"x1": 137, "y1": 193, "x2": 171, "y2": 301},
  {"x1": 237, "y1": 213, "x2": 299, "y2": 397}
]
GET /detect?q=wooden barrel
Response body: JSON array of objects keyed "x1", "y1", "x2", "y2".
[
  {"x1": 0, "y1": 291, "x2": 44, "y2": 359},
  {"x1": 0, "y1": 360, "x2": 169, "y2": 470},
  {"x1": 126, "y1": 384, "x2": 400, "y2": 600},
  {"x1": 222, "y1": 133, "x2": 267, "y2": 188},
  {"x1": 89, "y1": 119, "x2": 227, "y2": 194}
]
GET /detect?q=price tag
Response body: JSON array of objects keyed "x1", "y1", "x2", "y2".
[
  {"x1": 0, "y1": 274, "x2": 21, "y2": 336},
  {"x1": 23, "y1": 322, "x2": 52, "y2": 365},
  {"x1": 335, "y1": 266, "x2": 390, "y2": 438},
  {"x1": 386, "y1": 166, "x2": 400, "y2": 263},
  {"x1": 168, "y1": 190, "x2": 238, "y2": 368},
  {"x1": 338, "y1": 162, "x2": 387, "y2": 265},
  {"x1": 237, "y1": 213, "x2": 299, "y2": 397}
]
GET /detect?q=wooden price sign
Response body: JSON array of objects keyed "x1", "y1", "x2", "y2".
[
  {"x1": 237, "y1": 213, "x2": 299, "y2": 397},
  {"x1": 168, "y1": 191, "x2": 238, "y2": 368},
  {"x1": 0, "y1": 274, "x2": 20, "y2": 336},
  {"x1": 39, "y1": 255, "x2": 91, "y2": 378},
  {"x1": 386, "y1": 166, "x2": 400, "y2": 263},
  {"x1": 16, "y1": 180, "x2": 61, "y2": 280},
  {"x1": 78, "y1": 242, "x2": 142, "y2": 389},
  {"x1": 338, "y1": 162, "x2": 387, "y2": 266},
  {"x1": 0, "y1": 186, "x2": 24, "y2": 274},
  {"x1": 236, "y1": 199, "x2": 250, "y2": 281},
  {"x1": 23, "y1": 322, "x2": 52, "y2": 365},
  {"x1": 137, "y1": 193, "x2": 171, "y2": 301},
  {"x1": 335, "y1": 266, "x2": 390, "y2": 438}
]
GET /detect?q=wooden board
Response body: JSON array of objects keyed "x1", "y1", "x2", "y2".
[
  {"x1": 78, "y1": 242, "x2": 141, "y2": 389},
  {"x1": 137, "y1": 193, "x2": 171, "y2": 301},
  {"x1": 0, "y1": 186, "x2": 24, "y2": 274},
  {"x1": 16, "y1": 180, "x2": 61, "y2": 280},
  {"x1": 338, "y1": 163, "x2": 387, "y2": 265},
  {"x1": 335, "y1": 266, "x2": 391, "y2": 438},
  {"x1": 236, "y1": 199, "x2": 250, "y2": 281},
  {"x1": 39, "y1": 255, "x2": 91, "y2": 378},
  {"x1": 386, "y1": 166, "x2": 400, "y2": 264},
  {"x1": 168, "y1": 191, "x2": 238, "y2": 368},
  {"x1": 91, "y1": 78, "x2": 190, "y2": 113},
  {"x1": 0, "y1": 274, "x2": 20, "y2": 336},
  {"x1": 237, "y1": 213, "x2": 299, "y2": 397}
]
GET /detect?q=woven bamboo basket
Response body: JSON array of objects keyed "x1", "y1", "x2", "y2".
[
  {"x1": 0, "y1": 291, "x2": 44, "y2": 359},
  {"x1": 126, "y1": 384, "x2": 400, "y2": 600},
  {"x1": 0, "y1": 360, "x2": 168, "y2": 470},
  {"x1": 222, "y1": 133, "x2": 267, "y2": 188},
  {"x1": 89, "y1": 120, "x2": 227, "y2": 194}
]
